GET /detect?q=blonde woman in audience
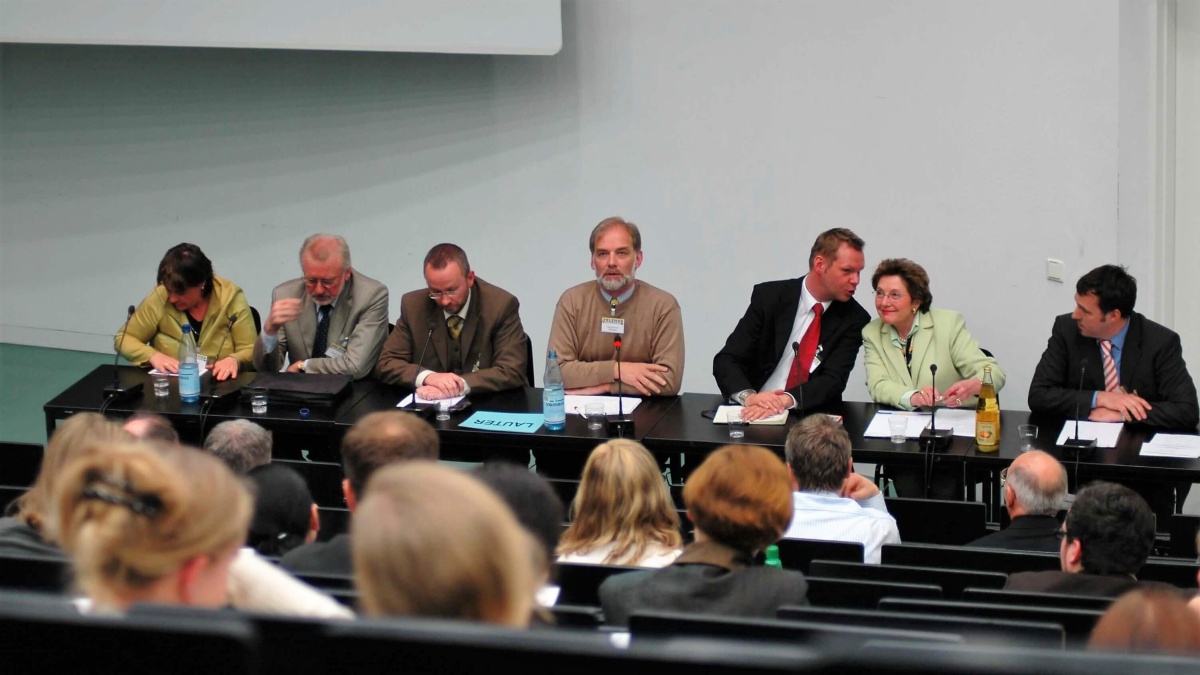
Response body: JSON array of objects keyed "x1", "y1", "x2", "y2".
[
  {"x1": 353, "y1": 462, "x2": 537, "y2": 627},
  {"x1": 0, "y1": 413, "x2": 133, "y2": 558},
  {"x1": 557, "y1": 439, "x2": 683, "y2": 567},
  {"x1": 51, "y1": 442, "x2": 253, "y2": 611}
]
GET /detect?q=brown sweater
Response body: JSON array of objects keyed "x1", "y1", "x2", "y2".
[{"x1": 547, "y1": 280, "x2": 684, "y2": 396}]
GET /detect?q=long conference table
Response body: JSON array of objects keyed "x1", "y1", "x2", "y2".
[{"x1": 43, "y1": 365, "x2": 1200, "y2": 492}]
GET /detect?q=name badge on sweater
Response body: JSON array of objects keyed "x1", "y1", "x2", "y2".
[{"x1": 600, "y1": 318, "x2": 625, "y2": 335}]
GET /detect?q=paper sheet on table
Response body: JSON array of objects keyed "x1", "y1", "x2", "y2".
[
  {"x1": 863, "y1": 410, "x2": 975, "y2": 438},
  {"x1": 148, "y1": 368, "x2": 209, "y2": 379},
  {"x1": 564, "y1": 395, "x2": 641, "y2": 416},
  {"x1": 149, "y1": 355, "x2": 208, "y2": 376},
  {"x1": 397, "y1": 393, "x2": 465, "y2": 409},
  {"x1": 1055, "y1": 421, "x2": 1122, "y2": 448},
  {"x1": 713, "y1": 405, "x2": 787, "y2": 426},
  {"x1": 1140, "y1": 433, "x2": 1200, "y2": 458}
]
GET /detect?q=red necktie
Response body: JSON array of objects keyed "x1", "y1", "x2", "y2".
[
  {"x1": 786, "y1": 304, "x2": 823, "y2": 389},
  {"x1": 1101, "y1": 340, "x2": 1119, "y2": 392}
]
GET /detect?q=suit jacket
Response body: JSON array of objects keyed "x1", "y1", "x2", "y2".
[
  {"x1": 1028, "y1": 313, "x2": 1199, "y2": 429},
  {"x1": 862, "y1": 308, "x2": 1005, "y2": 409},
  {"x1": 374, "y1": 277, "x2": 529, "y2": 393},
  {"x1": 252, "y1": 271, "x2": 389, "y2": 381},
  {"x1": 968, "y1": 515, "x2": 1061, "y2": 553},
  {"x1": 1005, "y1": 570, "x2": 1182, "y2": 598},
  {"x1": 279, "y1": 534, "x2": 352, "y2": 577},
  {"x1": 713, "y1": 276, "x2": 870, "y2": 409},
  {"x1": 116, "y1": 275, "x2": 257, "y2": 369},
  {"x1": 598, "y1": 541, "x2": 809, "y2": 627}
]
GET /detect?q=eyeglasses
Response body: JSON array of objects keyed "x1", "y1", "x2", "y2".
[
  {"x1": 303, "y1": 276, "x2": 340, "y2": 289},
  {"x1": 428, "y1": 288, "x2": 462, "y2": 301},
  {"x1": 874, "y1": 290, "x2": 907, "y2": 302}
]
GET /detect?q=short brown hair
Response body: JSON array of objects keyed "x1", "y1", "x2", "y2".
[
  {"x1": 157, "y1": 243, "x2": 214, "y2": 297},
  {"x1": 785, "y1": 415, "x2": 851, "y2": 492},
  {"x1": 423, "y1": 243, "x2": 471, "y2": 274},
  {"x1": 589, "y1": 216, "x2": 642, "y2": 253},
  {"x1": 353, "y1": 462, "x2": 536, "y2": 627},
  {"x1": 871, "y1": 258, "x2": 932, "y2": 313},
  {"x1": 808, "y1": 228, "x2": 864, "y2": 269},
  {"x1": 683, "y1": 445, "x2": 793, "y2": 554},
  {"x1": 341, "y1": 412, "x2": 439, "y2": 498},
  {"x1": 1089, "y1": 589, "x2": 1200, "y2": 655}
]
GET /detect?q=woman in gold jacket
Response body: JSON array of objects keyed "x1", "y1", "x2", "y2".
[{"x1": 115, "y1": 243, "x2": 255, "y2": 381}]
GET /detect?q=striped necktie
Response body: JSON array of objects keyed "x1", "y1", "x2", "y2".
[
  {"x1": 1100, "y1": 340, "x2": 1119, "y2": 392},
  {"x1": 447, "y1": 315, "x2": 464, "y2": 341}
]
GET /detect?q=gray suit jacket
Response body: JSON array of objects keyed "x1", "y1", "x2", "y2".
[
  {"x1": 252, "y1": 271, "x2": 389, "y2": 380},
  {"x1": 374, "y1": 277, "x2": 529, "y2": 393}
]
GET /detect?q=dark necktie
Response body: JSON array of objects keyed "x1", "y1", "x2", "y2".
[
  {"x1": 786, "y1": 304, "x2": 823, "y2": 389},
  {"x1": 447, "y1": 315, "x2": 464, "y2": 341},
  {"x1": 313, "y1": 305, "x2": 332, "y2": 358}
]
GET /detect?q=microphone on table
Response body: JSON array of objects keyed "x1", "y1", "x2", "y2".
[
  {"x1": 791, "y1": 341, "x2": 804, "y2": 418},
  {"x1": 405, "y1": 317, "x2": 439, "y2": 417},
  {"x1": 200, "y1": 315, "x2": 240, "y2": 404},
  {"x1": 1061, "y1": 358, "x2": 1096, "y2": 458},
  {"x1": 103, "y1": 304, "x2": 144, "y2": 400},
  {"x1": 919, "y1": 363, "x2": 952, "y2": 452},
  {"x1": 608, "y1": 335, "x2": 635, "y2": 438}
]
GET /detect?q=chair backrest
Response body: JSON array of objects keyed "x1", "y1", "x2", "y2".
[
  {"x1": 292, "y1": 571, "x2": 356, "y2": 591},
  {"x1": 877, "y1": 597, "x2": 1104, "y2": 646},
  {"x1": 1168, "y1": 513, "x2": 1200, "y2": 559},
  {"x1": 884, "y1": 497, "x2": 988, "y2": 545},
  {"x1": 0, "y1": 552, "x2": 72, "y2": 593},
  {"x1": 776, "y1": 604, "x2": 1065, "y2": 648},
  {"x1": 0, "y1": 441, "x2": 44, "y2": 487},
  {"x1": 804, "y1": 576, "x2": 942, "y2": 609},
  {"x1": 882, "y1": 543, "x2": 1060, "y2": 575},
  {"x1": 554, "y1": 561, "x2": 643, "y2": 606},
  {"x1": 548, "y1": 604, "x2": 604, "y2": 629},
  {"x1": 0, "y1": 591, "x2": 258, "y2": 674},
  {"x1": 960, "y1": 588, "x2": 1114, "y2": 611},
  {"x1": 250, "y1": 306, "x2": 262, "y2": 335},
  {"x1": 773, "y1": 538, "x2": 864, "y2": 573},
  {"x1": 808, "y1": 560, "x2": 1007, "y2": 599},
  {"x1": 1136, "y1": 557, "x2": 1199, "y2": 588},
  {"x1": 316, "y1": 507, "x2": 351, "y2": 542},
  {"x1": 628, "y1": 610, "x2": 961, "y2": 648},
  {"x1": 524, "y1": 333, "x2": 535, "y2": 386}
]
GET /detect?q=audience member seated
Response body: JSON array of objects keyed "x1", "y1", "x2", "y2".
[
  {"x1": 781, "y1": 414, "x2": 899, "y2": 564},
  {"x1": 0, "y1": 413, "x2": 132, "y2": 558},
  {"x1": 51, "y1": 441, "x2": 253, "y2": 612},
  {"x1": 556, "y1": 439, "x2": 683, "y2": 568},
  {"x1": 598, "y1": 445, "x2": 808, "y2": 626},
  {"x1": 969, "y1": 450, "x2": 1067, "y2": 553},
  {"x1": 52, "y1": 440, "x2": 350, "y2": 618},
  {"x1": 246, "y1": 463, "x2": 319, "y2": 558},
  {"x1": 1006, "y1": 482, "x2": 1175, "y2": 598},
  {"x1": 1089, "y1": 589, "x2": 1200, "y2": 655},
  {"x1": 122, "y1": 412, "x2": 180, "y2": 444},
  {"x1": 281, "y1": 411, "x2": 439, "y2": 576},
  {"x1": 203, "y1": 419, "x2": 272, "y2": 474},
  {"x1": 353, "y1": 462, "x2": 537, "y2": 627},
  {"x1": 115, "y1": 243, "x2": 255, "y2": 381},
  {"x1": 862, "y1": 258, "x2": 1005, "y2": 498},
  {"x1": 474, "y1": 463, "x2": 565, "y2": 583}
]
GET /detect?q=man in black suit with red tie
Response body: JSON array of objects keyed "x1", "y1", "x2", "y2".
[{"x1": 714, "y1": 228, "x2": 871, "y2": 420}]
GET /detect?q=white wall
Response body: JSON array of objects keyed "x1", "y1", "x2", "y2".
[
  {"x1": 1, "y1": 0, "x2": 1155, "y2": 406},
  {"x1": 1175, "y1": 0, "x2": 1200, "y2": 373}
]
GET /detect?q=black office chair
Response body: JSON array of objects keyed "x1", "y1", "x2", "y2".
[
  {"x1": 524, "y1": 333, "x2": 536, "y2": 386},
  {"x1": 808, "y1": 560, "x2": 1006, "y2": 600},
  {"x1": 250, "y1": 306, "x2": 262, "y2": 334},
  {"x1": 0, "y1": 441, "x2": 44, "y2": 487},
  {"x1": 884, "y1": 497, "x2": 988, "y2": 544}
]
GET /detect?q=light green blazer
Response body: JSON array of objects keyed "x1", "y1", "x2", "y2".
[{"x1": 862, "y1": 308, "x2": 1005, "y2": 409}]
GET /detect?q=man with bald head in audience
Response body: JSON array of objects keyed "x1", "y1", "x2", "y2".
[
  {"x1": 280, "y1": 411, "x2": 439, "y2": 576},
  {"x1": 969, "y1": 450, "x2": 1067, "y2": 553},
  {"x1": 253, "y1": 233, "x2": 390, "y2": 380}
]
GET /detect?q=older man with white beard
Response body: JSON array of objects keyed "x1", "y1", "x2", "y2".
[{"x1": 546, "y1": 217, "x2": 685, "y2": 397}]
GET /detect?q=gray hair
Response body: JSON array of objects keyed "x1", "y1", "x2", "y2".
[
  {"x1": 1007, "y1": 450, "x2": 1067, "y2": 516},
  {"x1": 204, "y1": 419, "x2": 273, "y2": 474},
  {"x1": 300, "y1": 233, "x2": 351, "y2": 270}
]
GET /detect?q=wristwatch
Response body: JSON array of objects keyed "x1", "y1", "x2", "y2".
[
  {"x1": 298, "y1": 359, "x2": 309, "y2": 372},
  {"x1": 733, "y1": 389, "x2": 754, "y2": 406}
]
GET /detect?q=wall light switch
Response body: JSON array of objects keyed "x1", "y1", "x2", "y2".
[{"x1": 1047, "y1": 259, "x2": 1064, "y2": 283}]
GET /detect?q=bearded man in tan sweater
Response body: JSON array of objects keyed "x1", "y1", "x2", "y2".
[{"x1": 546, "y1": 217, "x2": 684, "y2": 397}]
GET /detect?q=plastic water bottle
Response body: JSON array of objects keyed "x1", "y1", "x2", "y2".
[
  {"x1": 542, "y1": 349, "x2": 565, "y2": 431},
  {"x1": 764, "y1": 544, "x2": 783, "y2": 569},
  {"x1": 178, "y1": 324, "x2": 201, "y2": 403}
]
